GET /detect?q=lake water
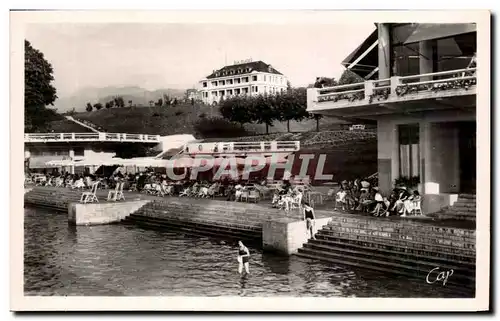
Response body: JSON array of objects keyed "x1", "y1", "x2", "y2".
[{"x1": 24, "y1": 207, "x2": 473, "y2": 297}]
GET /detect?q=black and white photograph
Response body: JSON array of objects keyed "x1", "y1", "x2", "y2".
[{"x1": 10, "y1": 9, "x2": 490, "y2": 311}]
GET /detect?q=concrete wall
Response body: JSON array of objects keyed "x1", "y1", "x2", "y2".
[
  {"x1": 68, "y1": 200, "x2": 151, "y2": 226},
  {"x1": 262, "y1": 217, "x2": 332, "y2": 255}
]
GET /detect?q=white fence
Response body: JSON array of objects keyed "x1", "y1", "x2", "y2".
[
  {"x1": 308, "y1": 68, "x2": 477, "y2": 107},
  {"x1": 184, "y1": 141, "x2": 300, "y2": 155},
  {"x1": 24, "y1": 132, "x2": 161, "y2": 143}
]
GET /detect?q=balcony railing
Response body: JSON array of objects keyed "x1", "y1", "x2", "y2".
[
  {"x1": 25, "y1": 132, "x2": 161, "y2": 143},
  {"x1": 308, "y1": 68, "x2": 477, "y2": 110},
  {"x1": 184, "y1": 141, "x2": 300, "y2": 155}
]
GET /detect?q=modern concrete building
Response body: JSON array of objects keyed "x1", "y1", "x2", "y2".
[
  {"x1": 307, "y1": 23, "x2": 477, "y2": 214},
  {"x1": 199, "y1": 60, "x2": 288, "y2": 105}
]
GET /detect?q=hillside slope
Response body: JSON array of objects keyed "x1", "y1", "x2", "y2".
[{"x1": 71, "y1": 103, "x2": 353, "y2": 137}]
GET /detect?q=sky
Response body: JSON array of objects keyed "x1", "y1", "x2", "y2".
[{"x1": 26, "y1": 22, "x2": 375, "y2": 98}]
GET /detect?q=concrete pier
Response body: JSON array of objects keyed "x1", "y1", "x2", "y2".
[{"x1": 68, "y1": 200, "x2": 151, "y2": 226}]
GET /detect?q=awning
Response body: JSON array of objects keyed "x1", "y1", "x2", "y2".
[
  {"x1": 341, "y1": 29, "x2": 379, "y2": 79},
  {"x1": 404, "y1": 23, "x2": 476, "y2": 44}
]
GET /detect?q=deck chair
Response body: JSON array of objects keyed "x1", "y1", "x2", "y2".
[
  {"x1": 290, "y1": 193, "x2": 303, "y2": 209},
  {"x1": 107, "y1": 182, "x2": 125, "y2": 201},
  {"x1": 240, "y1": 190, "x2": 249, "y2": 202},
  {"x1": 80, "y1": 182, "x2": 99, "y2": 203},
  {"x1": 247, "y1": 190, "x2": 261, "y2": 203},
  {"x1": 407, "y1": 196, "x2": 423, "y2": 216},
  {"x1": 179, "y1": 187, "x2": 190, "y2": 197},
  {"x1": 372, "y1": 198, "x2": 390, "y2": 217}
]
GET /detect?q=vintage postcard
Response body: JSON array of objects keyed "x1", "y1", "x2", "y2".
[{"x1": 10, "y1": 10, "x2": 490, "y2": 311}]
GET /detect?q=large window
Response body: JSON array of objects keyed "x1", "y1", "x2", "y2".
[{"x1": 398, "y1": 124, "x2": 420, "y2": 178}]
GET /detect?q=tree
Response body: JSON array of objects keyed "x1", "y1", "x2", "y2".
[
  {"x1": 86, "y1": 103, "x2": 93, "y2": 112},
  {"x1": 311, "y1": 113, "x2": 323, "y2": 132},
  {"x1": 105, "y1": 102, "x2": 112, "y2": 109},
  {"x1": 149, "y1": 100, "x2": 154, "y2": 107},
  {"x1": 24, "y1": 40, "x2": 59, "y2": 132},
  {"x1": 219, "y1": 96, "x2": 254, "y2": 128},
  {"x1": 275, "y1": 88, "x2": 308, "y2": 132},
  {"x1": 128, "y1": 100, "x2": 133, "y2": 107},
  {"x1": 252, "y1": 94, "x2": 278, "y2": 134},
  {"x1": 286, "y1": 80, "x2": 292, "y2": 92},
  {"x1": 94, "y1": 103, "x2": 103, "y2": 110},
  {"x1": 338, "y1": 69, "x2": 364, "y2": 85},
  {"x1": 313, "y1": 77, "x2": 338, "y2": 88},
  {"x1": 173, "y1": 98, "x2": 178, "y2": 106},
  {"x1": 157, "y1": 98, "x2": 163, "y2": 107}
]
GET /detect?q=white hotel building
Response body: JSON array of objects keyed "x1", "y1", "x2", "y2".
[{"x1": 199, "y1": 60, "x2": 288, "y2": 105}]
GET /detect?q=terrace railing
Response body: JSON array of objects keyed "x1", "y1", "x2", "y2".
[
  {"x1": 24, "y1": 132, "x2": 161, "y2": 143},
  {"x1": 184, "y1": 140, "x2": 300, "y2": 155},
  {"x1": 307, "y1": 68, "x2": 477, "y2": 110}
]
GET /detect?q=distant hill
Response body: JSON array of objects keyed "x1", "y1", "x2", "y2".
[{"x1": 53, "y1": 86, "x2": 186, "y2": 112}]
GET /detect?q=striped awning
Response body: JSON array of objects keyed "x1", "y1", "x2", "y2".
[
  {"x1": 341, "y1": 29, "x2": 379, "y2": 80},
  {"x1": 404, "y1": 23, "x2": 476, "y2": 44}
]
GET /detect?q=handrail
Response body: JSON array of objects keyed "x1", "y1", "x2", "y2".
[
  {"x1": 319, "y1": 88, "x2": 364, "y2": 96},
  {"x1": 399, "y1": 68, "x2": 476, "y2": 81},
  {"x1": 24, "y1": 132, "x2": 161, "y2": 142},
  {"x1": 399, "y1": 75, "x2": 476, "y2": 87},
  {"x1": 318, "y1": 82, "x2": 364, "y2": 92}
]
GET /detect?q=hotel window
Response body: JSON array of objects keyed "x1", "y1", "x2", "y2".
[
  {"x1": 235, "y1": 78, "x2": 241, "y2": 84},
  {"x1": 264, "y1": 75, "x2": 267, "y2": 81},
  {"x1": 398, "y1": 124, "x2": 420, "y2": 178},
  {"x1": 227, "y1": 89, "x2": 233, "y2": 95},
  {"x1": 219, "y1": 80, "x2": 225, "y2": 86},
  {"x1": 252, "y1": 75, "x2": 258, "y2": 81},
  {"x1": 235, "y1": 88, "x2": 241, "y2": 94},
  {"x1": 203, "y1": 82, "x2": 207, "y2": 88},
  {"x1": 243, "y1": 77, "x2": 249, "y2": 83},
  {"x1": 212, "y1": 91, "x2": 217, "y2": 96},
  {"x1": 211, "y1": 81, "x2": 217, "y2": 86},
  {"x1": 227, "y1": 79, "x2": 233, "y2": 85}
]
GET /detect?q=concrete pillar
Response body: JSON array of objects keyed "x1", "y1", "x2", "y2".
[
  {"x1": 69, "y1": 149, "x2": 75, "y2": 174},
  {"x1": 419, "y1": 40, "x2": 434, "y2": 81},
  {"x1": 377, "y1": 23, "x2": 391, "y2": 80}
]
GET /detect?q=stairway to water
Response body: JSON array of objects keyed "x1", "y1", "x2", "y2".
[
  {"x1": 430, "y1": 194, "x2": 476, "y2": 221},
  {"x1": 296, "y1": 214, "x2": 476, "y2": 288}
]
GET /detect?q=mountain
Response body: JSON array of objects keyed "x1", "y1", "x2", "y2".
[{"x1": 53, "y1": 86, "x2": 187, "y2": 112}]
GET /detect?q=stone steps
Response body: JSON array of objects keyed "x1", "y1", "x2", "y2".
[
  {"x1": 313, "y1": 232, "x2": 475, "y2": 264},
  {"x1": 326, "y1": 220, "x2": 475, "y2": 244},
  {"x1": 326, "y1": 215, "x2": 476, "y2": 238},
  {"x1": 320, "y1": 226, "x2": 475, "y2": 257},
  {"x1": 431, "y1": 194, "x2": 477, "y2": 221},
  {"x1": 296, "y1": 250, "x2": 474, "y2": 289},
  {"x1": 303, "y1": 240, "x2": 475, "y2": 275}
]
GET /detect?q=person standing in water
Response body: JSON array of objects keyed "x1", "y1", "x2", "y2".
[
  {"x1": 237, "y1": 241, "x2": 250, "y2": 275},
  {"x1": 303, "y1": 202, "x2": 316, "y2": 240}
]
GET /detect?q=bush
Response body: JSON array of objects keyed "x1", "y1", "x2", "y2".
[
  {"x1": 193, "y1": 117, "x2": 249, "y2": 138},
  {"x1": 174, "y1": 111, "x2": 184, "y2": 116},
  {"x1": 152, "y1": 112, "x2": 161, "y2": 117},
  {"x1": 198, "y1": 112, "x2": 207, "y2": 118}
]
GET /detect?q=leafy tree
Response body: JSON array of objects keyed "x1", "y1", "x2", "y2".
[
  {"x1": 24, "y1": 40, "x2": 59, "y2": 132},
  {"x1": 191, "y1": 98, "x2": 195, "y2": 105},
  {"x1": 94, "y1": 103, "x2": 103, "y2": 110},
  {"x1": 105, "y1": 102, "x2": 112, "y2": 109},
  {"x1": 157, "y1": 98, "x2": 163, "y2": 107},
  {"x1": 173, "y1": 98, "x2": 178, "y2": 106},
  {"x1": 149, "y1": 100, "x2": 154, "y2": 107},
  {"x1": 219, "y1": 96, "x2": 254, "y2": 128},
  {"x1": 128, "y1": 100, "x2": 133, "y2": 107},
  {"x1": 311, "y1": 113, "x2": 323, "y2": 132},
  {"x1": 86, "y1": 102, "x2": 93, "y2": 112},
  {"x1": 338, "y1": 69, "x2": 364, "y2": 85},
  {"x1": 252, "y1": 94, "x2": 278, "y2": 134},
  {"x1": 313, "y1": 77, "x2": 338, "y2": 88},
  {"x1": 275, "y1": 88, "x2": 308, "y2": 132}
]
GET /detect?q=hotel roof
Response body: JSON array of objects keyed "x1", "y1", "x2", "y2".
[{"x1": 205, "y1": 60, "x2": 283, "y2": 79}]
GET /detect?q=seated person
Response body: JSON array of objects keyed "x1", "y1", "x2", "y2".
[
  {"x1": 390, "y1": 186, "x2": 411, "y2": 215},
  {"x1": 401, "y1": 190, "x2": 421, "y2": 217},
  {"x1": 356, "y1": 188, "x2": 375, "y2": 212},
  {"x1": 334, "y1": 187, "x2": 347, "y2": 210}
]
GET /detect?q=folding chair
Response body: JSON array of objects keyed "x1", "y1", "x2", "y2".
[
  {"x1": 80, "y1": 182, "x2": 99, "y2": 203},
  {"x1": 247, "y1": 190, "x2": 261, "y2": 203},
  {"x1": 107, "y1": 182, "x2": 125, "y2": 201}
]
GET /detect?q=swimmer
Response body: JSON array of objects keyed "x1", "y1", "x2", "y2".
[
  {"x1": 237, "y1": 241, "x2": 250, "y2": 275},
  {"x1": 303, "y1": 202, "x2": 316, "y2": 240}
]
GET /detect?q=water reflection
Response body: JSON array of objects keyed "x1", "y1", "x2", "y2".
[{"x1": 24, "y1": 207, "x2": 474, "y2": 298}]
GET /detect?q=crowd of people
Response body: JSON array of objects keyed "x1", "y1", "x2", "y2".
[
  {"x1": 332, "y1": 179, "x2": 422, "y2": 217},
  {"x1": 26, "y1": 169, "x2": 422, "y2": 217}
]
